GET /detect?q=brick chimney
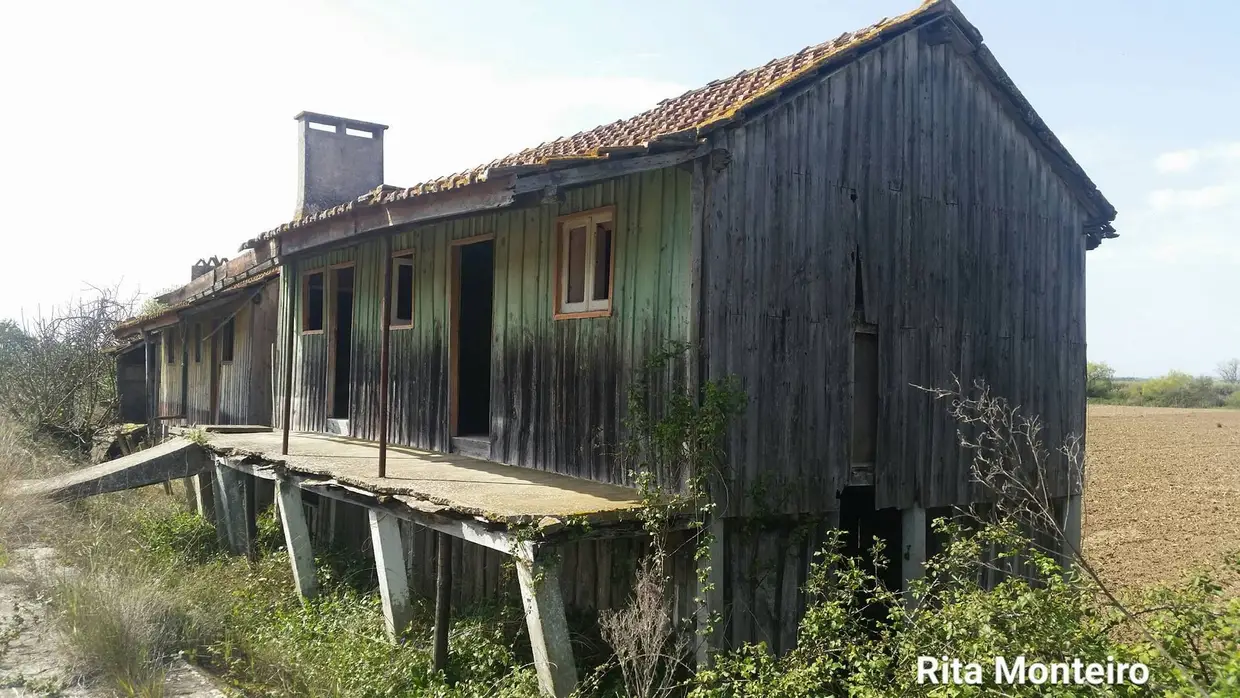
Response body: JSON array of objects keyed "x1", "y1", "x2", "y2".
[{"x1": 294, "y1": 112, "x2": 388, "y2": 219}]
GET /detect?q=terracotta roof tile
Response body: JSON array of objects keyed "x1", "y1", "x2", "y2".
[{"x1": 243, "y1": 0, "x2": 1115, "y2": 249}]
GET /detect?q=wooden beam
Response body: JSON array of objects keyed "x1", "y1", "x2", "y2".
[
  {"x1": 368, "y1": 510, "x2": 412, "y2": 642},
  {"x1": 516, "y1": 550, "x2": 577, "y2": 697},
  {"x1": 433, "y1": 532, "x2": 453, "y2": 672},
  {"x1": 1063, "y1": 493, "x2": 1082, "y2": 571},
  {"x1": 514, "y1": 146, "x2": 708, "y2": 196},
  {"x1": 276, "y1": 477, "x2": 318, "y2": 599}
]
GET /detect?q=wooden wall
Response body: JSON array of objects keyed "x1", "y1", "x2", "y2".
[
  {"x1": 154, "y1": 281, "x2": 279, "y2": 427},
  {"x1": 276, "y1": 170, "x2": 693, "y2": 486},
  {"x1": 701, "y1": 29, "x2": 1089, "y2": 516}
]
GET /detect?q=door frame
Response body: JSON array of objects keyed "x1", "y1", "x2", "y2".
[
  {"x1": 447, "y1": 233, "x2": 495, "y2": 438},
  {"x1": 325, "y1": 261, "x2": 356, "y2": 422}
]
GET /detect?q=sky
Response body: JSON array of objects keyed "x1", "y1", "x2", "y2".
[{"x1": 0, "y1": 0, "x2": 1236, "y2": 378}]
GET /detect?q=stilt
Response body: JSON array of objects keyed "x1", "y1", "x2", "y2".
[
  {"x1": 368, "y1": 509, "x2": 412, "y2": 642},
  {"x1": 1063, "y1": 493, "x2": 1083, "y2": 570},
  {"x1": 213, "y1": 462, "x2": 255, "y2": 559},
  {"x1": 433, "y1": 532, "x2": 453, "y2": 672},
  {"x1": 181, "y1": 477, "x2": 195, "y2": 510},
  {"x1": 901, "y1": 505, "x2": 926, "y2": 608},
  {"x1": 516, "y1": 550, "x2": 577, "y2": 698},
  {"x1": 276, "y1": 478, "x2": 318, "y2": 599},
  {"x1": 192, "y1": 472, "x2": 216, "y2": 524}
]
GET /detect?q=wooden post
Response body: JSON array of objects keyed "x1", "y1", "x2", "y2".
[
  {"x1": 1063, "y1": 493, "x2": 1083, "y2": 570},
  {"x1": 901, "y1": 505, "x2": 926, "y2": 608},
  {"x1": 213, "y1": 461, "x2": 255, "y2": 559},
  {"x1": 281, "y1": 261, "x2": 297, "y2": 456},
  {"x1": 368, "y1": 509, "x2": 411, "y2": 641},
  {"x1": 433, "y1": 532, "x2": 453, "y2": 672},
  {"x1": 276, "y1": 478, "x2": 318, "y2": 599},
  {"x1": 141, "y1": 330, "x2": 152, "y2": 430},
  {"x1": 180, "y1": 320, "x2": 189, "y2": 422},
  {"x1": 516, "y1": 550, "x2": 577, "y2": 698},
  {"x1": 378, "y1": 237, "x2": 393, "y2": 478}
]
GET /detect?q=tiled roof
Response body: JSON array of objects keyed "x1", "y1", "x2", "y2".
[
  {"x1": 116, "y1": 267, "x2": 279, "y2": 336},
  {"x1": 243, "y1": 0, "x2": 1115, "y2": 250}
]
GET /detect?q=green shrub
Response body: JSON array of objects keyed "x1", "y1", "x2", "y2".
[
  {"x1": 1135, "y1": 371, "x2": 1225, "y2": 408},
  {"x1": 1225, "y1": 389, "x2": 1240, "y2": 409},
  {"x1": 1086, "y1": 361, "x2": 1117, "y2": 399},
  {"x1": 692, "y1": 520, "x2": 1240, "y2": 697},
  {"x1": 137, "y1": 509, "x2": 222, "y2": 566}
]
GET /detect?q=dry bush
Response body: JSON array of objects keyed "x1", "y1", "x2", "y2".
[
  {"x1": 0, "y1": 284, "x2": 137, "y2": 452},
  {"x1": 598, "y1": 554, "x2": 689, "y2": 698}
]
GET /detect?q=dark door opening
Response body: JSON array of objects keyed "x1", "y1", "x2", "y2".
[
  {"x1": 454, "y1": 241, "x2": 494, "y2": 436},
  {"x1": 838, "y1": 486, "x2": 904, "y2": 597},
  {"x1": 331, "y1": 266, "x2": 354, "y2": 420}
]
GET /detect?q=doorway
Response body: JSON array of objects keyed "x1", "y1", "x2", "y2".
[
  {"x1": 330, "y1": 266, "x2": 354, "y2": 420},
  {"x1": 453, "y1": 240, "x2": 494, "y2": 438}
]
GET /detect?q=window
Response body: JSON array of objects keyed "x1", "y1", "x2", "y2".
[
  {"x1": 193, "y1": 323, "x2": 202, "y2": 363},
  {"x1": 303, "y1": 271, "x2": 325, "y2": 332},
  {"x1": 165, "y1": 327, "x2": 178, "y2": 364},
  {"x1": 391, "y1": 252, "x2": 414, "y2": 327},
  {"x1": 220, "y1": 318, "x2": 235, "y2": 363},
  {"x1": 556, "y1": 208, "x2": 614, "y2": 317}
]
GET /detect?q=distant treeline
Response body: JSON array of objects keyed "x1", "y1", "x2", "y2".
[{"x1": 1088, "y1": 361, "x2": 1240, "y2": 408}]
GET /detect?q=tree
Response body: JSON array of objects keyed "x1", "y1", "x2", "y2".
[
  {"x1": 1085, "y1": 361, "x2": 1116, "y2": 399},
  {"x1": 1218, "y1": 358, "x2": 1240, "y2": 384},
  {"x1": 0, "y1": 285, "x2": 136, "y2": 451}
]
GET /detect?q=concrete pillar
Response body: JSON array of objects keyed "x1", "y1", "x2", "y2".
[
  {"x1": 213, "y1": 462, "x2": 255, "y2": 559},
  {"x1": 276, "y1": 478, "x2": 318, "y2": 599},
  {"x1": 1063, "y1": 494, "x2": 1083, "y2": 570},
  {"x1": 516, "y1": 550, "x2": 577, "y2": 698},
  {"x1": 368, "y1": 509, "x2": 412, "y2": 642},
  {"x1": 192, "y1": 472, "x2": 216, "y2": 524},
  {"x1": 901, "y1": 505, "x2": 926, "y2": 608}
]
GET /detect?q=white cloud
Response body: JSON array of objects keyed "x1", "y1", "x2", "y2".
[
  {"x1": 1148, "y1": 183, "x2": 1239, "y2": 211},
  {"x1": 1154, "y1": 141, "x2": 1240, "y2": 174},
  {"x1": 0, "y1": 0, "x2": 686, "y2": 323},
  {"x1": 1155, "y1": 149, "x2": 1201, "y2": 173}
]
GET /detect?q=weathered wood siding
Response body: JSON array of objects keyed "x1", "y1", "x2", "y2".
[
  {"x1": 277, "y1": 170, "x2": 693, "y2": 485},
  {"x1": 702, "y1": 30, "x2": 1088, "y2": 515},
  {"x1": 155, "y1": 283, "x2": 279, "y2": 427}
]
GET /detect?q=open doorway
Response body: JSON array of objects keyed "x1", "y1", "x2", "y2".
[
  {"x1": 452, "y1": 240, "x2": 494, "y2": 442},
  {"x1": 330, "y1": 266, "x2": 354, "y2": 421}
]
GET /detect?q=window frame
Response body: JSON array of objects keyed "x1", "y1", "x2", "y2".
[
  {"x1": 165, "y1": 326, "x2": 178, "y2": 365},
  {"x1": 390, "y1": 249, "x2": 416, "y2": 329},
  {"x1": 301, "y1": 269, "x2": 326, "y2": 335},
  {"x1": 554, "y1": 206, "x2": 616, "y2": 320},
  {"x1": 220, "y1": 317, "x2": 236, "y2": 364}
]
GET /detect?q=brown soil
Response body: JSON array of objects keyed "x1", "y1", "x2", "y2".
[{"x1": 1084, "y1": 405, "x2": 1240, "y2": 591}]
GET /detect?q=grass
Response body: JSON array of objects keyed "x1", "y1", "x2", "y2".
[{"x1": 0, "y1": 419, "x2": 543, "y2": 698}]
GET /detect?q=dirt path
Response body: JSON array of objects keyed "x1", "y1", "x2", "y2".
[
  {"x1": 0, "y1": 548, "x2": 228, "y2": 697},
  {"x1": 1085, "y1": 405, "x2": 1240, "y2": 591}
]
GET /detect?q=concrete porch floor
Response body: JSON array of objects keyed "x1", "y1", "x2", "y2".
[{"x1": 200, "y1": 429, "x2": 646, "y2": 525}]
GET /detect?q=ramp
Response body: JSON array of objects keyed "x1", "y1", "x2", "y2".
[{"x1": 17, "y1": 438, "x2": 208, "y2": 501}]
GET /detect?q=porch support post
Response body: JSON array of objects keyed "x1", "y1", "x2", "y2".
[
  {"x1": 213, "y1": 461, "x2": 255, "y2": 559},
  {"x1": 516, "y1": 549, "x2": 577, "y2": 698},
  {"x1": 368, "y1": 509, "x2": 412, "y2": 641},
  {"x1": 901, "y1": 505, "x2": 926, "y2": 607},
  {"x1": 433, "y1": 532, "x2": 453, "y2": 672},
  {"x1": 1063, "y1": 493, "x2": 1083, "y2": 570},
  {"x1": 276, "y1": 478, "x2": 318, "y2": 599},
  {"x1": 377, "y1": 236, "x2": 393, "y2": 477},
  {"x1": 192, "y1": 472, "x2": 216, "y2": 524}
]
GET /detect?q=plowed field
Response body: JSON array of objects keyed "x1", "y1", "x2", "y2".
[{"x1": 1085, "y1": 405, "x2": 1240, "y2": 590}]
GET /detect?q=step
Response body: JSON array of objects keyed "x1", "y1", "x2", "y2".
[{"x1": 450, "y1": 435, "x2": 490, "y2": 459}]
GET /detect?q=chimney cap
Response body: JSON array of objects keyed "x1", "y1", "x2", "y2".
[{"x1": 294, "y1": 111, "x2": 388, "y2": 135}]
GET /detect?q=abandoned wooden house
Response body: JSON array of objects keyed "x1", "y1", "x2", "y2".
[
  {"x1": 99, "y1": 1, "x2": 1116, "y2": 695},
  {"x1": 114, "y1": 249, "x2": 281, "y2": 430}
]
